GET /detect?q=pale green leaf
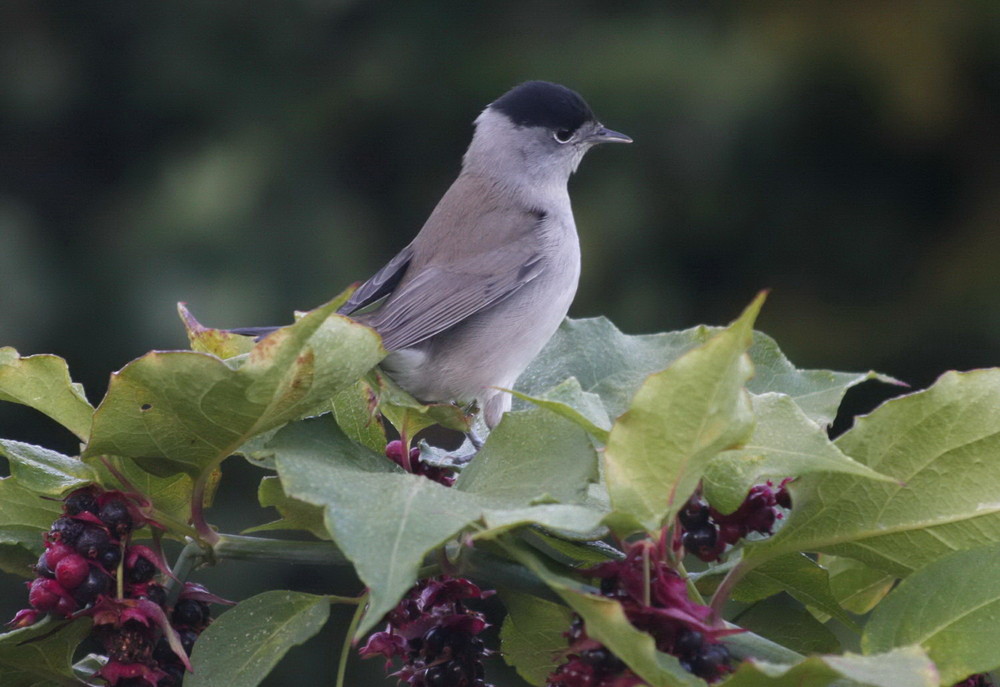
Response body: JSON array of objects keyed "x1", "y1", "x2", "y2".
[
  {"x1": 719, "y1": 646, "x2": 937, "y2": 687},
  {"x1": 603, "y1": 295, "x2": 762, "y2": 532},
  {"x1": 507, "y1": 377, "x2": 611, "y2": 442},
  {"x1": 457, "y1": 405, "x2": 599, "y2": 505},
  {"x1": 517, "y1": 318, "x2": 889, "y2": 427},
  {"x1": 268, "y1": 418, "x2": 483, "y2": 636},
  {"x1": 186, "y1": 590, "x2": 330, "y2": 687},
  {"x1": 177, "y1": 302, "x2": 257, "y2": 359},
  {"x1": 0, "y1": 348, "x2": 93, "y2": 441},
  {"x1": 85, "y1": 297, "x2": 384, "y2": 479},
  {"x1": 746, "y1": 369, "x2": 1000, "y2": 576},
  {"x1": 703, "y1": 394, "x2": 894, "y2": 514},
  {"x1": 862, "y1": 544, "x2": 1000, "y2": 683},
  {"x1": 499, "y1": 590, "x2": 573, "y2": 686},
  {"x1": 0, "y1": 617, "x2": 93, "y2": 687},
  {"x1": 331, "y1": 380, "x2": 386, "y2": 452},
  {"x1": 0, "y1": 440, "x2": 96, "y2": 496}
]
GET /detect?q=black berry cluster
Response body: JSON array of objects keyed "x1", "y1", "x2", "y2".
[
  {"x1": 548, "y1": 537, "x2": 736, "y2": 685},
  {"x1": 679, "y1": 480, "x2": 791, "y2": 562},
  {"x1": 953, "y1": 675, "x2": 996, "y2": 687},
  {"x1": 385, "y1": 440, "x2": 456, "y2": 487},
  {"x1": 9, "y1": 485, "x2": 227, "y2": 686},
  {"x1": 360, "y1": 576, "x2": 494, "y2": 686}
]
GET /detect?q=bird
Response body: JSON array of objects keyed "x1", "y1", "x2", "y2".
[{"x1": 232, "y1": 81, "x2": 631, "y2": 433}]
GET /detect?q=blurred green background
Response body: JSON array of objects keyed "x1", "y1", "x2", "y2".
[{"x1": 1, "y1": 1, "x2": 998, "y2": 684}]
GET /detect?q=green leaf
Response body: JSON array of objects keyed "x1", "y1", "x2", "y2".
[
  {"x1": 517, "y1": 318, "x2": 889, "y2": 427},
  {"x1": 719, "y1": 646, "x2": 937, "y2": 687},
  {"x1": 0, "y1": 440, "x2": 96, "y2": 497},
  {"x1": 370, "y1": 369, "x2": 470, "y2": 435},
  {"x1": 735, "y1": 594, "x2": 840, "y2": 655},
  {"x1": 0, "y1": 616, "x2": 94, "y2": 687},
  {"x1": 479, "y1": 504, "x2": 606, "y2": 539},
  {"x1": 0, "y1": 476, "x2": 64, "y2": 574},
  {"x1": 746, "y1": 369, "x2": 1000, "y2": 576},
  {"x1": 744, "y1": 337, "x2": 897, "y2": 429},
  {"x1": 862, "y1": 544, "x2": 1000, "y2": 683},
  {"x1": 186, "y1": 590, "x2": 330, "y2": 687},
  {"x1": 507, "y1": 377, "x2": 611, "y2": 442},
  {"x1": 603, "y1": 294, "x2": 762, "y2": 532},
  {"x1": 85, "y1": 297, "x2": 384, "y2": 479},
  {"x1": 499, "y1": 590, "x2": 573, "y2": 686},
  {"x1": 268, "y1": 418, "x2": 483, "y2": 636},
  {"x1": 177, "y1": 303, "x2": 257, "y2": 359},
  {"x1": 733, "y1": 553, "x2": 859, "y2": 632},
  {"x1": 819, "y1": 555, "x2": 895, "y2": 616},
  {"x1": 702, "y1": 394, "x2": 894, "y2": 514},
  {"x1": 247, "y1": 475, "x2": 329, "y2": 539},
  {"x1": 0, "y1": 348, "x2": 93, "y2": 441},
  {"x1": 457, "y1": 405, "x2": 599, "y2": 505},
  {"x1": 331, "y1": 380, "x2": 386, "y2": 453}
]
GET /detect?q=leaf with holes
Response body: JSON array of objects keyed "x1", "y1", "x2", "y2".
[{"x1": 84, "y1": 297, "x2": 384, "y2": 480}]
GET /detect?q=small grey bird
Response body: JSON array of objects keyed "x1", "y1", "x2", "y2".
[{"x1": 235, "y1": 81, "x2": 630, "y2": 430}]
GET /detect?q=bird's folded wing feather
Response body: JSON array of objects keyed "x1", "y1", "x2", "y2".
[{"x1": 362, "y1": 246, "x2": 544, "y2": 351}]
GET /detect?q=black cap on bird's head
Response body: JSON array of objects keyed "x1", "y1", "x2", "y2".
[
  {"x1": 488, "y1": 81, "x2": 632, "y2": 146},
  {"x1": 490, "y1": 81, "x2": 596, "y2": 132}
]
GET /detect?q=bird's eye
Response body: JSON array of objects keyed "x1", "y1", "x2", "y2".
[{"x1": 553, "y1": 129, "x2": 574, "y2": 143}]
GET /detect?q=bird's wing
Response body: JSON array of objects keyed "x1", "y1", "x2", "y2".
[
  {"x1": 338, "y1": 244, "x2": 414, "y2": 315},
  {"x1": 358, "y1": 194, "x2": 549, "y2": 351}
]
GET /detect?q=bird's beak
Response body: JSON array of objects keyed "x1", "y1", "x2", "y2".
[{"x1": 588, "y1": 125, "x2": 633, "y2": 144}]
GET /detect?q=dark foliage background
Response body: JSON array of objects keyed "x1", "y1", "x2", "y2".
[{"x1": 1, "y1": 2, "x2": 998, "y2": 684}]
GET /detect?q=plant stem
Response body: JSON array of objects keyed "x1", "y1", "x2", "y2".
[
  {"x1": 190, "y1": 472, "x2": 218, "y2": 545},
  {"x1": 336, "y1": 592, "x2": 368, "y2": 687},
  {"x1": 212, "y1": 533, "x2": 350, "y2": 566},
  {"x1": 165, "y1": 538, "x2": 205, "y2": 606},
  {"x1": 709, "y1": 559, "x2": 749, "y2": 618}
]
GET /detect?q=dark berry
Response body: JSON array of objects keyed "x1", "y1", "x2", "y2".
[
  {"x1": 674, "y1": 629, "x2": 704, "y2": 657},
  {"x1": 143, "y1": 583, "x2": 167, "y2": 608},
  {"x1": 689, "y1": 643, "x2": 730, "y2": 678},
  {"x1": 172, "y1": 599, "x2": 210, "y2": 629},
  {"x1": 54, "y1": 554, "x2": 89, "y2": 590},
  {"x1": 178, "y1": 629, "x2": 198, "y2": 656},
  {"x1": 682, "y1": 526, "x2": 718, "y2": 557},
  {"x1": 35, "y1": 552, "x2": 55, "y2": 579},
  {"x1": 425, "y1": 665, "x2": 447, "y2": 687},
  {"x1": 444, "y1": 660, "x2": 467, "y2": 683},
  {"x1": 72, "y1": 566, "x2": 112, "y2": 606},
  {"x1": 423, "y1": 626, "x2": 449, "y2": 659},
  {"x1": 127, "y1": 555, "x2": 157, "y2": 584},
  {"x1": 99, "y1": 544, "x2": 122, "y2": 572},
  {"x1": 64, "y1": 490, "x2": 99, "y2": 516},
  {"x1": 99, "y1": 498, "x2": 133, "y2": 537},
  {"x1": 152, "y1": 636, "x2": 176, "y2": 664},
  {"x1": 75, "y1": 526, "x2": 112, "y2": 559},
  {"x1": 50, "y1": 517, "x2": 85, "y2": 547},
  {"x1": 679, "y1": 498, "x2": 711, "y2": 529}
]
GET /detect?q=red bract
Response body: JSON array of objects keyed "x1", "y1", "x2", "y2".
[
  {"x1": 360, "y1": 576, "x2": 493, "y2": 686},
  {"x1": 680, "y1": 480, "x2": 792, "y2": 562},
  {"x1": 549, "y1": 537, "x2": 736, "y2": 685},
  {"x1": 953, "y1": 675, "x2": 996, "y2": 687},
  {"x1": 385, "y1": 440, "x2": 457, "y2": 487}
]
